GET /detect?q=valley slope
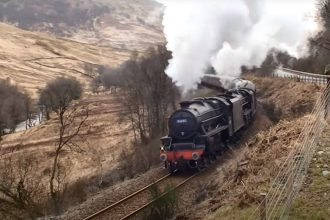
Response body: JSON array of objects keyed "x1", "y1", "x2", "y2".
[{"x1": 0, "y1": 0, "x2": 164, "y2": 98}]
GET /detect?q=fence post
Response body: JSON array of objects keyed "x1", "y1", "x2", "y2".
[{"x1": 260, "y1": 193, "x2": 267, "y2": 220}]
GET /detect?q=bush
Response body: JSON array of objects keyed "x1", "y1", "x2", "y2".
[
  {"x1": 145, "y1": 184, "x2": 178, "y2": 220},
  {"x1": 262, "y1": 102, "x2": 283, "y2": 123},
  {"x1": 118, "y1": 137, "x2": 162, "y2": 179},
  {"x1": 0, "y1": 153, "x2": 45, "y2": 219}
]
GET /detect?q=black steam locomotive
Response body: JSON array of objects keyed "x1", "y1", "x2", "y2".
[{"x1": 160, "y1": 79, "x2": 257, "y2": 173}]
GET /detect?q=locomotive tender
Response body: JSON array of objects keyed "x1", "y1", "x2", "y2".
[{"x1": 160, "y1": 79, "x2": 257, "y2": 173}]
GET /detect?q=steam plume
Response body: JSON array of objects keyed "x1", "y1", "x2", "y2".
[{"x1": 156, "y1": 0, "x2": 319, "y2": 89}]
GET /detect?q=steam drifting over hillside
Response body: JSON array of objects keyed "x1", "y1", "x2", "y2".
[{"x1": 156, "y1": 0, "x2": 319, "y2": 89}]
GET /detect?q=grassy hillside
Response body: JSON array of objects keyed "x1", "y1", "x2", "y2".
[
  {"x1": 0, "y1": 1, "x2": 164, "y2": 98},
  {"x1": 0, "y1": 0, "x2": 164, "y2": 51},
  {"x1": 0, "y1": 18, "x2": 162, "y2": 98},
  {"x1": 0, "y1": 22, "x2": 130, "y2": 98}
]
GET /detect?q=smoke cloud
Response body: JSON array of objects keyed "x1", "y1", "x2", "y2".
[{"x1": 156, "y1": 0, "x2": 319, "y2": 89}]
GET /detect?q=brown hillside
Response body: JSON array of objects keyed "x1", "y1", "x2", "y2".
[
  {"x1": 250, "y1": 76, "x2": 321, "y2": 120},
  {"x1": 0, "y1": 0, "x2": 164, "y2": 52},
  {"x1": 0, "y1": 22, "x2": 135, "y2": 98}
]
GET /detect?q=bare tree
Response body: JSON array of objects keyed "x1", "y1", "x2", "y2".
[
  {"x1": 90, "y1": 46, "x2": 179, "y2": 180},
  {"x1": 252, "y1": 2, "x2": 330, "y2": 75},
  {"x1": 0, "y1": 152, "x2": 44, "y2": 219},
  {"x1": 290, "y1": 0, "x2": 330, "y2": 73},
  {"x1": 124, "y1": 46, "x2": 178, "y2": 142},
  {"x1": 99, "y1": 66, "x2": 122, "y2": 89},
  {"x1": 39, "y1": 77, "x2": 82, "y2": 116},
  {"x1": 39, "y1": 77, "x2": 89, "y2": 214},
  {"x1": 0, "y1": 79, "x2": 32, "y2": 136},
  {"x1": 99, "y1": 46, "x2": 179, "y2": 145}
]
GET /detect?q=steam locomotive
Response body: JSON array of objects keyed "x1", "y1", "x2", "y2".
[{"x1": 160, "y1": 79, "x2": 256, "y2": 173}]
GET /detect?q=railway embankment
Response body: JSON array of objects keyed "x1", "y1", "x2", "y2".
[{"x1": 179, "y1": 76, "x2": 329, "y2": 220}]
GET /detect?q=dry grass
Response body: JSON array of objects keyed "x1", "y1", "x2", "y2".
[
  {"x1": 0, "y1": 93, "x2": 133, "y2": 201},
  {"x1": 0, "y1": 22, "x2": 131, "y2": 98},
  {"x1": 197, "y1": 116, "x2": 313, "y2": 220},
  {"x1": 0, "y1": 0, "x2": 164, "y2": 99},
  {"x1": 249, "y1": 76, "x2": 322, "y2": 120},
  {"x1": 205, "y1": 118, "x2": 330, "y2": 220}
]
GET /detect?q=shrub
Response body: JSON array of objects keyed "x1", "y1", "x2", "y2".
[
  {"x1": 262, "y1": 102, "x2": 283, "y2": 123},
  {"x1": 145, "y1": 184, "x2": 178, "y2": 220}
]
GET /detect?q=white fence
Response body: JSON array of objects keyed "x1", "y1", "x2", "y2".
[{"x1": 273, "y1": 67, "x2": 329, "y2": 85}]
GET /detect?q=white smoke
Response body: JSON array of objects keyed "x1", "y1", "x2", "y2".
[{"x1": 156, "y1": 0, "x2": 319, "y2": 89}]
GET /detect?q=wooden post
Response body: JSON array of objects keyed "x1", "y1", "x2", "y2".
[{"x1": 260, "y1": 193, "x2": 267, "y2": 220}]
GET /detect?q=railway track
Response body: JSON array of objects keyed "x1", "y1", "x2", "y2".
[{"x1": 83, "y1": 171, "x2": 199, "y2": 220}]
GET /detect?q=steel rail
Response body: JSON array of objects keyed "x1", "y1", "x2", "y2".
[
  {"x1": 120, "y1": 172, "x2": 200, "y2": 220},
  {"x1": 82, "y1": 173, "x2": 172, "y2": 220}
]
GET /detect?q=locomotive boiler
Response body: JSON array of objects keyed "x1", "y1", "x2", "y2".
[{"x1": 160, "y1": 79, "x2": 257, "y2": 173}]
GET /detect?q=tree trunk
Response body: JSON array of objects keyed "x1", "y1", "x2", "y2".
[{"x1": 49, "y1": 148, "x2": 61, "y2": 214}]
